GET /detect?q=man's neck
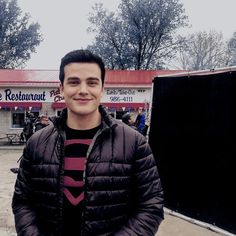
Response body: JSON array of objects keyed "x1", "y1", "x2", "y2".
[{"x1": 66, "y1": 109, "x2": 101, "y2": 130}]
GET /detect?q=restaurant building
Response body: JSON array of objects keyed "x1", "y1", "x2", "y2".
[{"x1": 0, "y1": 69, "x2": 181, "y2": 136}]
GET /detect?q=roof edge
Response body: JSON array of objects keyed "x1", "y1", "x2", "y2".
[{"x1": 155, "y1": 66, "x2": 236, "y2": 78}]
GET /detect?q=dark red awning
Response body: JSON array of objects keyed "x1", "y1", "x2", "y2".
[
  {"x1": 0, "y1": 102, "x2": 42, "y2": 108},
  {"x1": 51, "y1": 102, "x2": 148, "y2": 110},
  {"x1": 102, "y1": 103, "x2": 149, "y2": 109},
  {"x1": 51, "y1": 102, "x2": 66, "y2": 109},
  {"x1": 51, "y1": 102, "x2": 149, "y2": 110}
]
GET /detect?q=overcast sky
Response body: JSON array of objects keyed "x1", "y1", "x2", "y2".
[{"x1": 17, "y1": 0, "x2": 236, "y2": 70}]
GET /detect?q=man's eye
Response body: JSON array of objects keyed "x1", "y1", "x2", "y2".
[
  {"x1": 68, "y1": 81, "x2": 79, "y2": 85},
  {"x1": 88, "y1": 81, "x2": 98, "y2": 85}
]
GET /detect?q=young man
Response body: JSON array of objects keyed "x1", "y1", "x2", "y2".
[{"x1": 12, "y1": 49, "x2": 164, "y2": 236}]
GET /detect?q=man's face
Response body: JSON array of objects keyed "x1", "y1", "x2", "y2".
[
  {"x1": 138, "y1": 108, "x2": 143, "y2": 114},
  {"x1": 60, "y1": 62, "x2": 104, "y2": 119},
  {"x1": 130, "y1": 114, "x2": 135, "y2": 124},
  {"x1": 41, "y1": 117, "x2": 49, "y2": 125}
]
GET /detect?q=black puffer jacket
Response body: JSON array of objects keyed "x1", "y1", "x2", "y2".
[{"x1": 12, "y1": 106, "x2": 164, "y2": 236}]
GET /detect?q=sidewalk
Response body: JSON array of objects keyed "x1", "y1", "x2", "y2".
[
  {"x1": 0, "y1": 147, "x2": 234, "y2": 236},
  {"x1": 0, "y1": 144, "x2": 24, "y2": 150},
  {"x1": 157, "y1": 209, "x2": 235, "y2": 236}
]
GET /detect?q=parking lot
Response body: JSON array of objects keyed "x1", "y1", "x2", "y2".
[{"x1": 0, "y1": 146, "x2": 232, "y2": 236}]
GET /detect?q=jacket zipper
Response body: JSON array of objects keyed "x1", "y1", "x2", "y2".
[
  {"x1": 81, "y1": 128, "x2": 105, "y2": 236},
  {"x1": 58, "y1": 131, "x2": 66, "y2": 236}
]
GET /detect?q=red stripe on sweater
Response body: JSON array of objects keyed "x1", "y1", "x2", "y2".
[
  {"x1": 64, "y1": 139, "x2": 92, "y2": 146},
  {"x1": 64, "y1": 189, "x2": 84, "y2": 206},
  {"x1": 64, "y1": 157, "x2": 86, "y2": 171},
  {"x1": 64, "y1": 176, "x2": 84, "y2": 187}
]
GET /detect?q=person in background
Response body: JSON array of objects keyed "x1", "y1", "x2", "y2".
[
  {"x1": 34, "y1": 114, "x2": 50, "y2": 132},
  {"x1": 14, "y1": 112, "x2": 36, "y2": 174},
  {"x1": 135, "y1": 107, "x2": 146, "y2": 134},
  {"x1": 122, "y1": 112, "x2": 137, "y2": 130},
  {"x1": 20, "y1": 112, "x2": 35, "y2": 142},
  {"x1": 12, "y1": 49, "x2": 164, "y2": 236},
  {"x1": 143, "y1": 113, "x2": 151, "y2": 138}
]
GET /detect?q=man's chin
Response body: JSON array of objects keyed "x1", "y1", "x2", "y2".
[{"x1": 69, "y1": 108, "x2": 98, "y2": 116}]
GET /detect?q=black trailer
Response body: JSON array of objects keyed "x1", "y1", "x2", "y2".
[{"x1": 148, "y1": 68, "x2": 236, "y2": 234}]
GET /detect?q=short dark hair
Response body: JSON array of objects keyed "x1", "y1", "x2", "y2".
[
  {"x1": 122, "y1": 112, "x2": 131, "y2": 125},
  {"x1": 59, "y1": 49, "x2": 105, "y2": 85}
]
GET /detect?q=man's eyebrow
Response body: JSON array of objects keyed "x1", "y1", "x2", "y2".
[
  {"x1": 87, "y1": 77, "x2": 100, "y2": 81},
  {"x1": 86, "y1": 77, "x2": 100, "y2": 82},
  {"x1": 67, "y1": 76, "x2": 80, "y2": 80},
  {"x1": 66, "y1": 77, "x2": 100, "y2": 82}
]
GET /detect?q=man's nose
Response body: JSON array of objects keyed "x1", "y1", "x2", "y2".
[{"x1": 79, "y1": 82, "x2": 88, "y2": 94}]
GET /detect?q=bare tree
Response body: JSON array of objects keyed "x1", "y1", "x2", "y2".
[
  {"x1": 226, "y1": 31, "x2": 236, "y2": 67},
  {"x1": 173, "y1": 31, "x2": 227, "y2": 70},
  {"x1": 0, "y1": 0, "x2": 43, "y2": 69},
  {"x1": 87, "y1": 0, "x2": 188, "y2": 70}
]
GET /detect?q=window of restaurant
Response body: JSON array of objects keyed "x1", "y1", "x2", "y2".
[
  {"x1": 12, "y1": 110, "x2": 25, "y2": 128},
  {"x1": 56, "y1": 110, "x2": 62, "y2": 117},
  {"x1": 11, "y1": 110, "x2": 39, "y2": 128},
  {"x1": 116, "y1": 110, "x2": 128, "y2": 120}
]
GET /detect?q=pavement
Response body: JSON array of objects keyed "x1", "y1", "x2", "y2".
[{"x1": 0, "y1": 145, "x2": 235, "y2": 236}]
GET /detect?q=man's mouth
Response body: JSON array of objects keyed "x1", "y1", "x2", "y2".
[{"x1": 74, "y1": 98, "x2": 92, "y2": 102}]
